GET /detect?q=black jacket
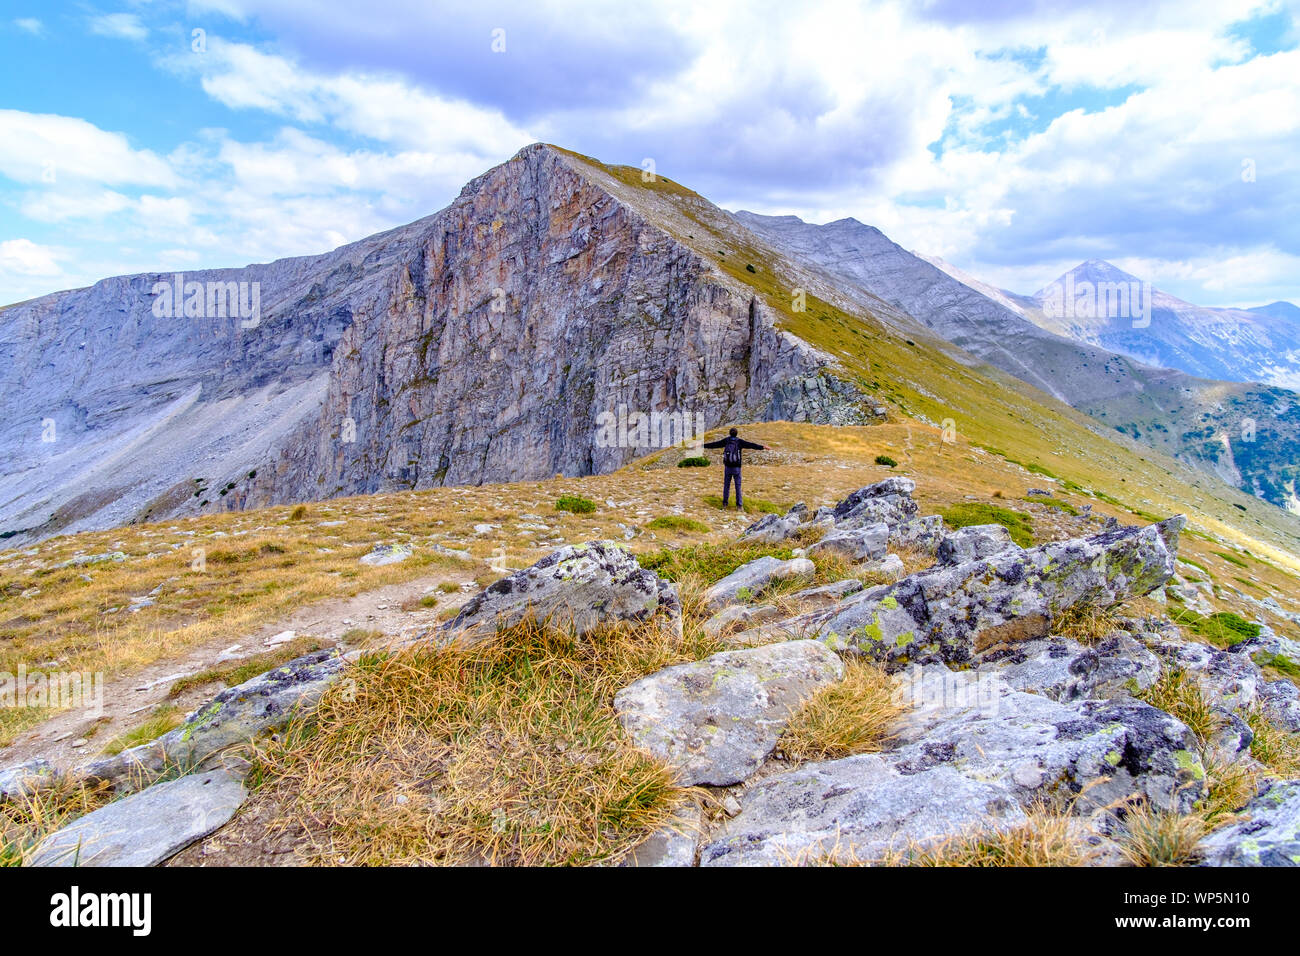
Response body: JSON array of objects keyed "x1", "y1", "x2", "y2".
[{"x1": 703, "y1": 435, "x2": 764, "y2": 468}]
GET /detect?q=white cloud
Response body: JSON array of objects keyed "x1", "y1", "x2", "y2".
[
  {"x1": 0, "y1": 239, "x2": 61, "y2": 276},
  {"x1": 14, "y1": 17, "x2": 43, "y2": 35},
  {"x1": 0, "y1": 111, "x2": 177, "y2": 187},
  {"x1": 88, "y1": 13, "x2": 149, "y2": 42}
]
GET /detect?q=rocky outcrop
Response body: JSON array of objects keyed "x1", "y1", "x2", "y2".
[
  {"x1": 793, "y1": 515, "x2": 1184, "y2": 667},
  {"x1": 613, "y1": 640, "x2": 843, "y2": 786},
  {"x1": 82, "y1": 649, "x2": 350, "y2": 791},
  {"x1": 936, "y1": 524, "x2": 1018, "y2": 565},
  {"x1": 436, "y1": 541, "x2": 681, "y2": 642}
]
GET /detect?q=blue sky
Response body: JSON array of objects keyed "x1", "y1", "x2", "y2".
[{"x1": 1, "y1": 0, "x2": 1298, "y2": 308}]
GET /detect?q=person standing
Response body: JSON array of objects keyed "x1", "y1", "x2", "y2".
[{"x1": 703, "y1": 428, "x2": 766, "y2": 508}]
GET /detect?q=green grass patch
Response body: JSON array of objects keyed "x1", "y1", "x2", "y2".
[
  {"x1": 677, "y1": 456, "x2": 710, "y2": 468},
  {"x1": 639, "y1": 541, "x2": 795, "y2": 583},
  {"x1": 1024, "y1": 494, "x2": 1079, "y2": 516},
  {"x1": 644, "y1": 515, "x2": 711, "y2": 534},
  {"x1": 1212, "y1": 550, "x2": 1249, "y2": 569},
  {"x1": 1170, "y1": 608, "x2": 1261, "y2": 647},
  {"x1": 100, "y1": 706, "x2": 183, "y2": 756},
  {"x1": 874, "y1": 455, "x2": 897, "y2": 467},
  {"x1": 701, "y1": 495, "x2": 782, "y2": 515},
  {"x1": 555, "y1": 494, "x2": 597, "y2": 514},
  {"x1": 940, "y1": 503, "x2": 1033, "y2": 548}
]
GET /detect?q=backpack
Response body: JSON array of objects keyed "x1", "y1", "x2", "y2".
[{"x1": 723, "y1": 438, "x2": 742, "y2": 468}]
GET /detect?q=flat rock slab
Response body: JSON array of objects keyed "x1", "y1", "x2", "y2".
[
  {"x1": 807, "y1": 522, "x2": 889, "y2": 562},
  {"x1": 704, "y1": 555, "x2": 814, "y2": 611},
  {"x1": 1199, "y1": 780, "x2": 1300, "y2": 866},
  {"x1": 29, "y1": 767, "x2": 247, "y2": 867},
  {"x1": 614, "y1": 640, "x2": 844, "y2": 786},
  {"x1": 701, "y1": 754, "x2": 1026, "y2": 866},
  {"x1": 937, "y1": 524, "x2": 1018, "y2": 565}
]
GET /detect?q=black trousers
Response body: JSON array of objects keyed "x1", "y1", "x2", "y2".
[{"x1": 723, "y1": 467, "x2": 742, "y2": 507}]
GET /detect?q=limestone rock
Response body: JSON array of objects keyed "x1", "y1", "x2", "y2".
[
  {"x1": 701, "y1": 754, "x2": 1026, "y2": 866},
  {"x1": 438, "y1": 541, "x2": 681, "y2": 642},
  {"x1": 613, "y1": 640, "x2": 844, "y2": 786},
  {"x1": 936, "y1": 524, "x2": 1019, "y2": 565},
  {"x1": 29, "y1": 767, "x2": 247, "y2": 867},
  {"x1": 807, "y1": 522, "x2": 889, "y2": 562},
  {"x1": 703, "y1": 555, "x2": 813, "y2": 611},
  {"x1": 359, "y1": 543, "x2": 413, "y2": 566}
]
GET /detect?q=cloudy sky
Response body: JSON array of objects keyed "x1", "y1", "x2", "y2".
[{"x1": 1, "y1": 0, "x2": 1297, "y2": 308}]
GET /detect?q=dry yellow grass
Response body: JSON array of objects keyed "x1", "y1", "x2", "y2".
[
  {"x1": 0, "y1": 773, "x2": 113, "y2": 866},
  {"x1": 1116, "y1": 801, "x2": 1206, "y2": 866},
  {"x1": 780, "y1": 658, "x2": 903, "y2": 763},
  {"x1": 248, "y1": 613, "x2": 723, "y2": 866}
]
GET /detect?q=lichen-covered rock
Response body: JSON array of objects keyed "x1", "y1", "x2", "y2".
[
  {"x1": 29, "y1": 767, "x2": 247, "y2": 867},
  {"x1": 1198, "y1": 780, "x2": 1300, "y2": 866},
  {"x1": 889, "y1": 514, "x2": 945, "y2": 553},
  {"x1": 936, "y1": 524, "x2": 1019, "y2": 565},
  {"x1": 739, "y1": 504, "x2": 823, "y2": 543},
  {"x1": 1258, "y1": 679, "x2": 1300, "y2": 733},
  {"x1": 0, "y1": 758, "x2": 54, "y2": 803},
  {"x1": 892, "y1": 666, "x2": 1205, "y2": 813},
  {"x1": 992, "y1": 633, "x2": 1161, "y2": 702},
  {"x1": 438, "y1": 541, "x2": 681, "y2": 642},
  {"x1": 831, "y1": 479, "x2": 918, "y2": 529},
  {"x1": 807, "y1": 522, "x2": 889, "y2": 562},
  {"x1": 613, "y1": 640, "x2": 844, "y2": 786},
  {"x1": 81, "y1": 649, "x2": 349, "y2": 790},
  {"x1": 616, "y1": 807, "x2": 700, "y2": 867},
  {"x1": 700, "y1": 754, "x2": 1026, "y2": 866},
  {"x1": 810, "y1": 516, "x2": 1184, "y2": 668},
  {"x1": 359, "y1": 543, "x2": 413, "y2": 566},
  {"x1": 702, "y1": 555, "x2": 813, "y2": 611}
]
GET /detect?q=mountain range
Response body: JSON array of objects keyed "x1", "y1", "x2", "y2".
[{"x1": 1, "y1": 143, "x2": 1298, "y2": 549}]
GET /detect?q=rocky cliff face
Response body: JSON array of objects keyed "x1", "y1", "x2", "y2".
[{"x1": 0, "y1": 145, "x2": 866, "y2": 544}]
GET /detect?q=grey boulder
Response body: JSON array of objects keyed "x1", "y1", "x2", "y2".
[
  {"x1": 936, "y1": 524, "x2": 1019, "y2": 565},
  {"x1": 439, "y1": 541, "x2": 682, "y2": 641},
  {"x1": 807, "y1": 522, "x2": 889, "y2": 562}
]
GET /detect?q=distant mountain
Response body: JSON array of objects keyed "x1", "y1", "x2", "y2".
[
  {"x1": 732, "y1": 213, "x2": 1300, "y2": 513},
  {"x1": 1249, "y1": 300, "x2": 1300, "y2": 323},
  {"x1": 1020, "y1": 260, "x2": 1300, "y2": 390}
]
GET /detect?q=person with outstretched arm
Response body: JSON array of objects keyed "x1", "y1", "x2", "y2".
[{"x1": 702, "y1": 428, "x2": 766, "y2": 508}]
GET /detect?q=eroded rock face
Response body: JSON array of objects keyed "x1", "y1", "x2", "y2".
[
  {"x1": 29, "y1": 767, "x2": 247, "y2": 867},
  {"x1": 437, "y1": 541, "x2": 682, "y2": 642},
  {"x1": 1, "y1": 145, "x2": 868, "y2": 544},
  {"x1": 1198, "y1": 780, "x2": 1300, "y2": 866},
  {"x1": 811, "y1": 516, "x2": 1185, "y2": 668},
  {"x1": 613, "y1": 640, "x2": 843, "y2": 786}
]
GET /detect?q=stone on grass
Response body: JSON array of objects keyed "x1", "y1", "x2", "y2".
[
  {"x1": 807, "y1": 522, "x2": 889, "y2": 562},
  {"x1": 936, "y1": 524, "x2": 1019, "y2": 565},
  {"x1": 359, "y1": 543, "x2": 412, "y2": 566}
]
